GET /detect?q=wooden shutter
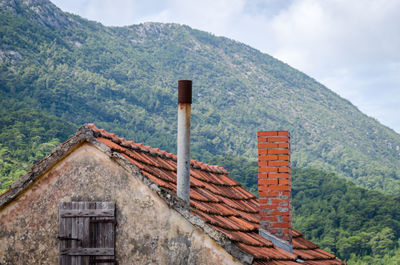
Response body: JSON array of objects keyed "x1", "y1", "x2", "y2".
[{"x1": 59, "y1": 202, "x2": 116, "y2": 265}]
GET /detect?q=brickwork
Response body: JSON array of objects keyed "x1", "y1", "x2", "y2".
[{"x1": 257, "y1": 131, "x2": 292, "y2": 243}]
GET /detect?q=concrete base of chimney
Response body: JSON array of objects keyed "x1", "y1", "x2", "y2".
[{"x1": 259, "y1": 228, "x2": 293, "y2": 253}]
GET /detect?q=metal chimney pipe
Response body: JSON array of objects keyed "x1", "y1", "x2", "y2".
[{"x1": 177, "y1": 80, "x2": 192, "y2": 204}]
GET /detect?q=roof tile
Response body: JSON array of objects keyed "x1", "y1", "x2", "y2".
[{"x1": 89, "y1": 124, "x2": 344, "y2": 264}]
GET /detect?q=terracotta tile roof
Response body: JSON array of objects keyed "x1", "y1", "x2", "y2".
[{"x1": 88, "y1": 124, "x2": 344, "y2": 264}]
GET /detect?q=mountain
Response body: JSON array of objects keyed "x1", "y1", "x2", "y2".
[{"x1": 1, "y1": 0, "x2": 400, "y2": 195}]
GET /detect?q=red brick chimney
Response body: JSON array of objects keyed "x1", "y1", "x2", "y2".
[{"x1": 257, "y1": 131, "x2": 292, "y2": 252}]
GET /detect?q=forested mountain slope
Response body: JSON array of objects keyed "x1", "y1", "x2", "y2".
[{"x1": 1, "y1": 0, "x2": 400, "y2": 194}]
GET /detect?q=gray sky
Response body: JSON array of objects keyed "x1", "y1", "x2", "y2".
[{"x1": 50, "y1": 0, "x2": 400, "y2": 133}]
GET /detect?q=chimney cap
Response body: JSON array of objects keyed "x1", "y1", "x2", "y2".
[{"x1": 178, "y1": 80, "x2": 192, "y2": 104}]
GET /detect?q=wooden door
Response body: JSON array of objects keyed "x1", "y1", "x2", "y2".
[{"x1": 59, "y1": 202, "x2": 116, "y2": 265}]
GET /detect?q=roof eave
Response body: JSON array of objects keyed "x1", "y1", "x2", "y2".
[{"x1": 0, "y1": 125, "x2": 97, "y2": 209}]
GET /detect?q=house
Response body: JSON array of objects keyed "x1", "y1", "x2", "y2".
[{"x1": 0, "y1": 124, "x2": 344, "y2": 264}]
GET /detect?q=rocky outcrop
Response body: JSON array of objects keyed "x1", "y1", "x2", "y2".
[{"x1": 0, "y1": 0, "x2": 80, "y2": 29}]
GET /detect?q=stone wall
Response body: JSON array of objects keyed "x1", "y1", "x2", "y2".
[{"x1": 0, "y1": 143, "x2": 243, "y2": 265}]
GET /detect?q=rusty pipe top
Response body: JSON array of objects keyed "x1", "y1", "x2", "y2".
[{"x1": 178, "y1": 80, "x2": 192, "y2": 104}]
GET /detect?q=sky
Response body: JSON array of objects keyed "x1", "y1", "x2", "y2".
[{"x1": 50, "y1": 0, "x2": 400, "y2": 134}]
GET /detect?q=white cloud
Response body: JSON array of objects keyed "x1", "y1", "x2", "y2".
[
  {"x1": 82, "y1": 0, "x2": 137, "y2": 26},
  {"x1": 268, "y1": 0, "x2": 400, "y2": 69},
  {"x1": 141, "y1": 0, "x2": 247, "y2": 36},
  {"x1": 264, "y1": 0, "x2": 400, "y2": 132}
]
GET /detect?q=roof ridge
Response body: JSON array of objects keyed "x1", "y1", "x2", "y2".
[{"x1": 87, "y1": 123, "x2": 229, "y2": 175}]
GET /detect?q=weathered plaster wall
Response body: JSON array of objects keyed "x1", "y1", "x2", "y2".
[{"x1": 0, "y1": 143, "x2": 243, "y2": 265}]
